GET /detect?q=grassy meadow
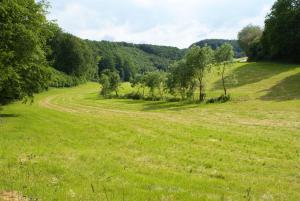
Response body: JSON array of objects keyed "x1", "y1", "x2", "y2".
[{"x1": 0, "y1": 62, "x2": 300, "y2": 201}]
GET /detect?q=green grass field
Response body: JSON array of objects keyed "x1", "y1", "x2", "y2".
[{"x1": 1, "y1": 62, "x2": 300, "y2": 201}]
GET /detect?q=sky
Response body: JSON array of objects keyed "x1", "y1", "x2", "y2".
[{"x1": 47, "y1": 0, "x2": 276, "y2": 48}]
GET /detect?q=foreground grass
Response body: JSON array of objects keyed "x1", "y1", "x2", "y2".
[{"x1": 0, "y1": 62, "x2": 300, "y2": 201}]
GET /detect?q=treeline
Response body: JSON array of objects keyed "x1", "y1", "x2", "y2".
[
  {"x1": 100, "y1": 43, "x2": 235, "y2": 103},
  {"x1": 191, "y1": 39, "x2": 245, "y2": 58},
  {"x1": 238, "y1": 0, "x2": 300, "y2": 63}
]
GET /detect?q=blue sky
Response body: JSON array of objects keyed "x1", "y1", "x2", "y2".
[{"x1": 47, "y1": 0, "x2": 276, "y2": 48}]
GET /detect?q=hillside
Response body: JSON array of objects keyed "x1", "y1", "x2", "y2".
[
  {"x1": 86, "y1": 40, "x2": 186, "y2": 80},
  {"x1": 191, "y1": 39, "x2": 245, "y2": 58},
  {"x1": 84, "y1": 39, "x2": 244, "y2": 82},
  {"x1": 1, "y1": 62, "x2": 299, "y2": 200}
]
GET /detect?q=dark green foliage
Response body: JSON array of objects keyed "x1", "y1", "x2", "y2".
[
  {"x1": 143, "y1": 71, "x2": 167, "y2": 98},
  {"x1": 99, "y1": 73, "x2": 111, "y2": 97},
  {"x1": 191, "y1": 39, "x2": 245, "y2": 58},
  {"x1": 86, "y1": 40, "x2": 185, "y2": 81},
  {"x1": 89, "y1": 41, "x2": 138, "y2": 81},
  {"x1": 0, "y1": 0, "x2": 52, "y2": 104},
  {"x1": 238, "y1": 25, "x2": 263, "y2": 61},
  {"x1": 134, "y1": 44, "x2": 185, "y2": 60},
  {"x1": 47, "y1": 67, "x2": 84, "y2": 88},
  {"x1": 99, "y1": 70, "x2": 121, "y2": 97},
  {"x1": 167, "y1": 60, "x2": 196, "y2": 100},
  {"x1": 49, "y1": 32, "x2": 97, "y2": 79},
  {"x1": 262, "y1": 0, "x2": 300, "y2": 62},
  {"x1": 206, "y1": 94, "x2": 231, "y2": 104},
  {"x1": 122, "y1": 92, "x2": 144, "y2": 100},
  {"x1": 239, "y1": 0, "x2": 300, "y2": 62},
  {"x1": 128, "y1": 71, "x2": 167, "y2": 100}
]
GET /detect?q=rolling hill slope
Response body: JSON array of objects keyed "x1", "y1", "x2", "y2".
[{"x1": 0, "y1": 62, "x2": 299, "y2": 200}]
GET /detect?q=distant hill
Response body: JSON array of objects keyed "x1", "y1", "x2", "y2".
[
  {"x1": 86, "y1": 40, "x2": 186, "y2": 81},
  {"x1": 84, "y1": 39, "x2": 245, "y2": 82},
  {"x1": 191, "y1": 39, "x2": 245, "y2": 58}
]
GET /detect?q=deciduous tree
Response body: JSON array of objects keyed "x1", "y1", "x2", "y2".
[
  {"x1": 0, "y1": 0, "x2": 52, "y2": 104},
  {"x1": 215, "y1": 43, "x2": 234, "y2": 96},
  {"x1": 186, "y1": 46, "x2": 214, "y2": 102}
]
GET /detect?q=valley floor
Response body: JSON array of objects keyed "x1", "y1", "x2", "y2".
[{"x1": 0, "y1": 62, "x2": 300, "y2": 200}]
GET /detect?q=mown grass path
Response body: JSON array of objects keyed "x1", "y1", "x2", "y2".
[{"x1": 1, "y1": 62, "x2": 300, "y2": 200}]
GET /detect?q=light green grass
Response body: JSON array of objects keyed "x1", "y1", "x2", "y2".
[{"x1": 0, "y1": 62, "x2": 300, "y2": 201}]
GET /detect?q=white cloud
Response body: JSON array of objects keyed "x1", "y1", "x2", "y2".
[
  {"x1": 47, "y1": 0, "x2": 276, "y2": 48},
  {"x1": 239, "y1": 4, "x2": 272, "y2": 27}
]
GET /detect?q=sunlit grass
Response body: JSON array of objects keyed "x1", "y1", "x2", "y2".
[{"x1": 0, "y1": 62, "x2": 300, "y2": 200}]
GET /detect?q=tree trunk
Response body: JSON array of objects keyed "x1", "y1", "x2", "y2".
[
  {"x1": 198, "y1": 77, "x2": 205, "y2": 102},
  {"x1": 222, "y1": 65, "x2": 227, "y2": 96}
]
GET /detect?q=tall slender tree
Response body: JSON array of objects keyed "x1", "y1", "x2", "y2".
[{"x1": 215, "y1": 43, "x2": 234, "y2": 96}]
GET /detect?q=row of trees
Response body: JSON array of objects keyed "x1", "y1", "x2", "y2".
[
  {"x1": 238, "y1": 0, "x2": 300, "y2": 63},
  {"x1": 99, "y1": 43, "x2": 234, "y2": 102},
  {"x1": 168, "y1": 43, "x2": 234, "y2": 102}
]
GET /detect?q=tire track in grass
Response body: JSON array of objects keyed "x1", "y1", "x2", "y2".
[{"x1": 38, "y1": 90, "x2": 300, "y2": 132}]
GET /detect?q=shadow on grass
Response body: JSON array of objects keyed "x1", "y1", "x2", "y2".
[
  {"x1": 113, "y1": 99, "x2": 200, "y2": 111},
  {"x1": 0, "y1": 106, "x2": 19, "y2": 118},
  {"x1": 0, "y1": 114, "x2": 19, "y2": 118},
  {"x1": 213, "y1": 62, "x2": 299, "y2": 90},
  {"x1": 141, "y1": 101, "x2": 199, "y2": 111},
  {"x1": 260, "y1": 73, "x2": 300, "y2": 101}
]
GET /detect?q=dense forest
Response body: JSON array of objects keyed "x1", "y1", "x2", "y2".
[
  {"x1": 86, "y1": 40, "x2": 185, "y2": 81},
  {"x1": 238, "y1": 0, "x2": 300, "y2": 62},
  {"x1": 0, "y1": 0, "x2": 299, "y2": 105}
]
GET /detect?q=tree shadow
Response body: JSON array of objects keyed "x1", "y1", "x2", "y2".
[
  {"x1": 260, "y1": 73, "x2": 300, "y2": 101},
  {"x1": 141, "y1": 101, "x2": 199, "y2": 111},
  {"x1": 0, "y1": 114, "x2": 19, "y2": 118},
  {"x1": 113, "y1": 99, "x2": 200, "y2": 111},
  {"x1": 213, "y1": 62, "x2": 298, "y2": 89}
]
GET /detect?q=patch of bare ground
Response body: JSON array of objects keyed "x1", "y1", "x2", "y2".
[
  {"x1": 39, "y1": 95, "x2": 77, "y2": 113},
  {"x1": 0, "y1": 191, "x2": 28, "y2": 201}
]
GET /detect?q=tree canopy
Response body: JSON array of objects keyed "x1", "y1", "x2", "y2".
[
  {"x1": 192, "y1": 39, "x2": 245, "y2": 58},
  {"x1": 49, "y1": 32, "x2": 97, "y2": 78},
  {"x1": 238, "y1": 25, "x2": 263, "y2": 60},
  {"x1": 0, "y1": 0, "x2": 51, "y2": 104},
  {"x1": 186, "y1": 45, "x2": 214, "y2": 102},
  {"x1": 262, "y1": 0, "x2": 300, "y2": 62},
  {"x1": 239, "y1": 0, "x2": 300, "y2": 63}
]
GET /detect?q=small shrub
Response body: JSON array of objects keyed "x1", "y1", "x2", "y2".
[
  {"x1": 206, "y1": 94, "x2": 231, "y2": 104},
  {"x1": 144, "y1": 96, "x2": 162, "y2": 101},
  {"x1": 48, "y1": 68, "x2": 85, "y2": 88},
  {"x1": 166, "y1": 97, "x2": 181, "y2": 102},
  {"x1": 123, "y1": 92, "x2": 144, "y2": 100}
]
